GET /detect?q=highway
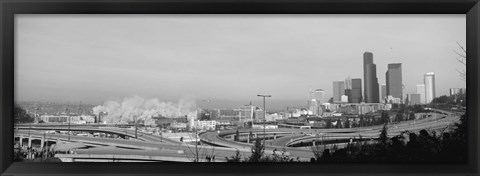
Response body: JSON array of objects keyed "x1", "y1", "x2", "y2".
[
  {"x1": 16, "y1": 126, "x2": 181, "y2": 144},
  {"x1": 199, "y1": 108, "x2": 462, "y2": 158},
  {"x1": 15, "y1": 130, "x2": 306, "y2": 161},
  {"x1": 14, "y1": 108, "x2": 462, "y2": 162}
]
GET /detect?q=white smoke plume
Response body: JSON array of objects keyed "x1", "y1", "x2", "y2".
[{"x1": 92, "y1": 96, "x2": 197, "y2": 124}]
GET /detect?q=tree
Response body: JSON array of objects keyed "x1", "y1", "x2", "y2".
[
  {"x1": 335, "y1": 120, "x2": 342, "y2": 128},
  {"x1": 454, "y1": 42, "x2": 466, "y2": 81},
  {"x1": 248, "y1": 137, "x2": 265, "y2": 162},
  {"x1": 381, "y1": 111, "x2": 390, "y2": 123},
  {"x1": 226, "y1": 150, "x2": 242, "y2": 162},
  {"x1": 181, "y1": 129, "x2": 216, "y2": 162},
  {"x1": 379, "y1": 123, "x2": 389, "y2": 145},
  {"x1": 394, "y1": 112, "x2": 403, "y2": 123},
  {"x1": 234, "y1": 130, "x2": 240, "y2": 142},
  {"x1": 325, "y1": 119, "x2": 333, "y2": 129},
  {"x1": 409, "y1": 112, "x2": 415, "y2": 121},
  {"x1": 344, "y1": 119, "x2": 350, "y2": 128},
  {"x1": 14, "y1": 104, "x2": 34, "y2": 123},
  {"x1": 431, "y1": 95, "x2": 453, "y2": 104},
  {"x1": 359, "y1": 115, "x2": 365, "y2": 127}
]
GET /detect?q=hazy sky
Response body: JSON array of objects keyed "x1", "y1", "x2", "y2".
[{"x1": 15, "y1": 14, "x2": 466, "y2": 110}]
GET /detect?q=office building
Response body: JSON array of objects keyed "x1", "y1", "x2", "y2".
[
  {"x1": 380, "y1": 84, "x2": 387, "y2": 103},
  {"x1": 450, "y1": 88, "x2": 466, "y2": 96},
  {"x1": 345, "y1": 77, "x2": 352, "y2": 89},
  {"x1": 416, "y1": 84, "x2": 426, "y2": 104},
  {"x1": 409, "y1": 94, "x2": 421, "y2": 105},
  {"x1": 387, "y1": 95, "x2": 401, "y2": 104},
  {"x1": 424, "y1": 72, "x2": 436, "y2": 103},
  {"x1": 450, "y1": 88, "x2": 459, "y2": 96},
  {"x1": 239, "y1": 104, "x2": 255, "y2": 122},
  {"x1": 310, "y1": 89, "x2": 325, "y2": 104},
  {"x1": 386, "y1": 63, "x2": 403, "y2": 102},
  {"x1": 363, "y1": 52, "x2": 380, "y2": 103},
  {"x1": 351, "y1": 78, "x2": 362, "y2": 103},
  {"x1": 308, "y1": 99, "x2": 323, "y2": 116},
  {"x1": 341, "y1": 95, "x2": 349, "y2": 103},
  {"x1": 333, "y1": 81, "x2": 345, "y2": 102}
]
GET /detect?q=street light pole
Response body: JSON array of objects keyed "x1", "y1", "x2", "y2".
[
  {"x1": 35, "y1": 107, "x2": 39, "y2": 123},
  {"x1": 257, "y1": 94, "x2": 271, "y2": 146},
  {"x1": 66, "y1": 107, "x2": 71, "y2": 141},
  {"x1": 135, "y1": 115, "x2": 138, "y2": 139}
]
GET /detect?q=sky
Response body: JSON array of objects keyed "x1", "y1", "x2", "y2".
[{"x1": 15, "y1": 14, "x2": 466, "y2": 110}]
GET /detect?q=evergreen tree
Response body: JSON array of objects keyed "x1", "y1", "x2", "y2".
[
  {"x1": 335, "y1": 120, "x2": 342, "y2": 128},
  {"x1": 344, "y1": 119, "x2": 350, "y2": 128},
  {"x1": 234, "y1": 130, "x2": 240, "y2": 141},
  {"x1": 381, "y1": 111, "x2": 390, "y2": 123},
  {"x1": 326, "y1": 119, "x2": 332, "y2": 129},
  {"x1": 409, "y1": 112, "x2": 415, "y2": 120},
  {"x1": 379, "y1": 123, "x2": 389, "y2": 145},
  {"x1": 14, "y1": 104, "x2": 34, "y2": 123},
  {"x1": 248, "y1": 137, "x2": 265, "y2": 162}
]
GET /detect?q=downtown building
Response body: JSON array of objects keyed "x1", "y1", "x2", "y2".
[
  {"x1": 309, "y1": 89, "x2": 325, "y2": 116},
  {"x1": 239, "y1": 104, "x2": 255, "y2": 122},
  {"x1": 408, "y1": 94, "x2": 421, "y2": 105},
  {"x1": 450, "y1": 88, "x2": 466, "y2": 96},
  {"x1": 386, "y1": 63, "x2": 403, "y2": 104},
  {"x1": 363, "y1": 52, "x2": 380, "y2": 103},
  {"x1": 424, "y1": 72, "x2": 436, "y2": 103},
  {"x1": 347, "y1": 78, "x2": 363, "y2": 103},
  {"x1": 380, "y1": 84, "x2": 387, "y2": 103},
  {"x1": 416, "y1": 84, "x2": 426, "y2": 104},
  {"x1": 333, "y1": 81, "x2": 346, "y2": 103},
  {"x1": 344, "y1": 77, "x2": 362, "y2": 104}
]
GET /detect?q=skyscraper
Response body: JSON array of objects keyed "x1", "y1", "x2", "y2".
[
  {"x1": 424, "y1": 72, "x2": 436, "y2": 103},
  {"x1": 333, "y1": 81, "x2": 345, "y2": 102},
  {"x1": 380, "y1": 84, "x2": 387, "y2": 103},
  {"x1": 345, "y1": 77, "x2": 352, "y2": 90},
  {"x1": 363, "y1": 52, "x2": 380, "y2": 103},
  {"x1": 312, "y1": 89, "x2": 325, "y2": 104},
  {"x1": 309, "y1": 89, "x2": 325, "y2": 116},
  {"x1": 351, "y1": 78, "x2": 362, "y2": 103},
  {"x1": 409, "y1": 94, "x2": 421, "y2": 105},
  {"x1": 416, "y1": 84, "x2": 426, "y2": 104},
  {"x1": 386, "y1": 63, "x2": 403, "y2": 101}
]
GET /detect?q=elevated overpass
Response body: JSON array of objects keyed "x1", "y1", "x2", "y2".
[
  {"x1": 16, "y1": 126, "x2": 180, "y2": 144},
  {"x1": 200, "y1": 109, "x2": 461, "y2": 155}
]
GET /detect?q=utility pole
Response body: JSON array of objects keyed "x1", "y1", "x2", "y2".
[
  {"x1": 66, "y1": 107, "x2": 71, "y2": 141},
  {"x1": 135, "y1": 115, "x2": 138, "y2": 139},
  {"x1": 257, "y1": 94, "x2": 271, "y2": 146},
  {"x1": 42, "y1": 131, "x2": 46, "y2": 162},
  {"x1": 35, "y1": 107, "x2": 39, "y2": 123}
]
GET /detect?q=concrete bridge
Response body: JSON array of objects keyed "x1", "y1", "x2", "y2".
[{"x1": 16, "y1": 126, "x2": 180, "y2": 144}]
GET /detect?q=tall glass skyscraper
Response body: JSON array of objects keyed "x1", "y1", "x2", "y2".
[
  {"x1": 363, "y1": 52, "x2": 380, "y2": 103},
  {"x1": 386, "y1": 63, "x2": 403, "y2": 101},
  {"x1": 424, "y1": 72, "x2": 436, "y2": 103}
]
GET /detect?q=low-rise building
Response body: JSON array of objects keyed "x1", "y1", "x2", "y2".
[{"x1": 195, "y1": 120, "x2": 217, "y2": 131}]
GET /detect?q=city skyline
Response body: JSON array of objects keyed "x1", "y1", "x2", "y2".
[{"x1": 15, "y1": 15, "x2": 466, "y2": 110}]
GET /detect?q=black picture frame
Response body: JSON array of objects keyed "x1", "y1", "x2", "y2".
[{"x1": 1, "y1": 0, "x2": 479, "y2": 175}]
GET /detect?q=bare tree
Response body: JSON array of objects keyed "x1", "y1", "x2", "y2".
[
  {"x1": 180, "y1": 129, "x2": 216, "y2": 162},
  {"x1": 454, "y1": 41, "x2": 466, "y2": 81}
]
